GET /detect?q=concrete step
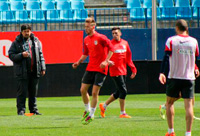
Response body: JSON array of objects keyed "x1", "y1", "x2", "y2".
[
  {"x1": 84, "y1": 0, "x2": 126, "y2": 8},
  {"x1": 85, "y1": 3, "x2": 126, "y2": 8},
  {"x1": 87, "y1": 8, "x2": 129, "y2": 16}
]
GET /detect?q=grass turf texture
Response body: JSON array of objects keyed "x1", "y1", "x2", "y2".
[{"x1": 0, "y1": 94, "x2": 200, "y2": 136}]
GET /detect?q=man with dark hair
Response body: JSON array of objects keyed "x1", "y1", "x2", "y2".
[
  {"x1": 159, "y1": 19, "x2": 199, "y2": 136},
  {"x1": 99, "y1": 27, "x2": 137, "y2": 118},
  {"x1": 72, "y1": 17, "x2": 114, "y2": 125},
  {"x1": 8, "y1": 24, "x2": 46, "y2": 116}
]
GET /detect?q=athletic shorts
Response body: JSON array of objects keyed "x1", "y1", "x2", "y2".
[
  {"x1": 82, "y1": 71, "x2": 106, "y2": 87},
  {"x1": 166, "y1": 79, "x2": 195, "y2": 99}
]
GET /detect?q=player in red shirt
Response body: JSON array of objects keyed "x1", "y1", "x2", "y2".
[
  {"x1": 72, "y1": 17, "x2": 114, "y2": 125},
  {"x1": 99, "y1": 27, "x2": 137, "y2": 118}
]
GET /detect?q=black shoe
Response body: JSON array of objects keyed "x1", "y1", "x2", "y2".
[
  {"x1": 18, "y1": 111, "x2": 25, "y2": 116},
  {"x1": 32, "y1": 111, "x2": 42, "y2": 115}
]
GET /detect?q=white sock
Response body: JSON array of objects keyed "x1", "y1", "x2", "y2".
[
  {"x1": 162, "y1": 104, "x2": 166, "y2": 109},
  {"x1": 89, "y1": 107, "x2": 96, "y2": 117},
  {"x1": 185, "y1": 131, "x2": 191, "y2": 136},
  {"x1": 103, "y1": 103, "x2": 107, "y2": 110},
  {"x1": 168, "y1": 128, "x2": 174, "y2": 134},
  {"x1": 84, "y1": 103, "x2": 90, "y2": 112},
  {"x1": 120, "y1": 111, "x2": 126, "y2": 115}
]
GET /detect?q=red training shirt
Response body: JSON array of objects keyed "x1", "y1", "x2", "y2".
[
  {"x1": 83, "y1": 32, "x2": 114, "y2": 75},
  {"x1": 109, "y1": 39, "x2": 137, "y2": 77}
]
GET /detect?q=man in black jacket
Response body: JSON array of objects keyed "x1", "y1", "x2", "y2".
[{"x1": 8, "y1": 24, "x2": 46, "y2": 115}]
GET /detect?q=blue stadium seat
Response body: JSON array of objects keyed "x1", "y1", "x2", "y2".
[
  {"x1": 2, "y1": 11, "x2": 16, "y2": 23},
  {"x1": 60, "y1": 9, "x2": 74, "y2": 22},
  {"x1": 175, "y1": 0, "x2": 191, "y2": 19},
  {"x1": 10, "y1": 0, "x2": 24, "y2": 2},
  {"x1": 46, "y1": 10, "x2": 60, "y2": 22},
  {"x1": 143, "y1": 0, "x2": 151, "y2": 8},
  {"x1": 41, "y1": 1, "x2": 55, "y2": 10},
  {"x1": 192, "y1": 0, "x2": 200, "y2": 19},
  {"x1": 25, "y1": 0, "x2": 40, "y2": 1},
  {"x1": 0, "y1": 1, "x2": 9, "y2": 11},
  {"x1": 159, "y1": 0, "x2": 174, "y2": 7},
  {"x1": 159, "y1": 0, "x2": 175, "y2": 20},
  {"x1": 130, "y1": 7, "x2": 145, "y2": 21},
  {"x1": 192, "y1": 0, "x2": 200, "y2": 7},
  {"x1": 143, "y1": 0, "x2": 161, "y2": 20},
  {"x1": 10, "y1": 0, "x2": 23, "y2": 1},
  {"x1": 160, "y1": 7, "x2": 176, "y2": 19},
  {"x1": 74, "y1": 9, "x2": 88, "y2": 22},
  {"x1": 127, "y1": 0, "x2": 141, "y2": 8},
  {"x1": 70, "y1": 0, "x2": 84, "y2": 1},
  {"x1": 124, "y1": 0, "x2": 128, "y2": 5},
  {"x1": 146, "y1": 8, "x2": 161, "y2": 20},
  {"x1": 15, "y1": 10, "x2": 31, "y2": 23},
  {"x1": 55, "y1": 0, "x2": 70, "y2": 1},
  {"x1": 57, "y1": 1, "x2": 70, "y2": 10},
  {"x1": 175, "y1": 0, "x2": 190, "y2": 7},
  {"x1": 0, "y1": 11, "x2": 2, "y2": 23},
  {"x1": 30, "y1": 10, "x2": 45, "y2": 23},
  {"x1": 71, "y1": 1, "x2": 84, "y2": 9},
  {"x1": 26, "y1": 1, "x2": 40, "y2": 10},
  {"x1": 10, "y1": 1, "x2": 24, "y2": 10},
  {"x1": 176, "y1": 7, "x2": 192, "y2": 19}
]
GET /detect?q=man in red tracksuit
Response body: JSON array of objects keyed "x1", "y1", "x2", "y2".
[
  {"x1": 72, "y1": 17, "x2": 114, "y2": 125},
  {"x1": 99, "y1": 27, "x2": 137, "y2": 118}
]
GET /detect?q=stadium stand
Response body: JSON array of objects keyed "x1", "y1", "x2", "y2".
[
  {"x1": 56, "y1": 1, "x2": 71, "y2": 10},
  {"x1": 10, "y1": 0, "x2": 24, "y2": 1},
  {"x1": 2, "y1": 10, "x2": 16, "y2": 23},
  {"x1": 71, "y1": 1, "x2": 84, "y2": 9},
  {"x1": 26, "y1": 1, "x2": 41, "y2": 10},
  {"x1": 159, "y1": 0, "x2": 176, "y2": 20},
  {"x1": 175, "y1": 0, "x2": 192, "y2": 19},
  {"x1": 10, "y1": 1, "x2": 24, "y2": 10},
  {"x1": 46, "y1": 10, "x2": 61, "y2": 22},
  {"x1": 74, "y1": 9, "x2": 88, "y2": 22},
  {"x1": 127, "y1": 0, "x2": 141, "y2": 8},
  {"x1": 130, "y1": 8, "x2": 145, "y2": 21},
  {"x1": 41, "y1": 1, "x2": 55, "y2": 10},
  {"x1": 60, "y1": 9, "x2": 74, "y2": 22},
  {"x1": 0, "y1": 1, "x2": 9, "y2": 11},
  {"x1": 0, "y1": 0, "x2": 199, "y2": 31},
  {"x1": 30, "y1": 10, "x2": 46, "y2": 23},
  {"x1": 15, "y1": 10, "x2": 31, "y2": 23},
  {"x1": 192, "y1": 0, "x2": 200, "y2": 18},
  {"x1": 143, "y1": 0, "x2": 161, "y2": 20}
]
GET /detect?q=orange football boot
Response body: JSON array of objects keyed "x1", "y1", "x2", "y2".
[
  {"x1": 119, "y1": 114, "x2": 132, "y2": 118},
  {"x1": 99, "y1": 103, "x2": 105, "y2": 118},
  {"x1": 165, "y1": 132, "x2": 176, "y2": 136}
]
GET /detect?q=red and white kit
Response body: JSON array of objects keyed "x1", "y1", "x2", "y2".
[
  {"x1": 109, "y1": 39, "x2": 137, "y2": 77},
  {"x1": 83, "y1": 32, "x2": 114, "y2": 75},
  {"x1": 165, "y1": 34, "x2": 199, "y2": 80}
]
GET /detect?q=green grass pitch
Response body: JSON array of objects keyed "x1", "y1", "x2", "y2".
[{"x1": 0, "y1": 94, "x2": 199, "y2": 136}]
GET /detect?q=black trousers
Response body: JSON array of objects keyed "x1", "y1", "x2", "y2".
[
  {"x1": 112, "y1": 75, "x2": 127, "y2": 99},
  {"x1": 16, "y1": 74, "x2": 39, "y2": 114}
]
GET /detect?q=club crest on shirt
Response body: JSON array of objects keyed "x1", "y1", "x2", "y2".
[
  {"x1": 94, "y1": 40, "x2": 98, "y2": 45},
  {"x1": 122, "y1": 45, "x2": 126, "y2": 49}
]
